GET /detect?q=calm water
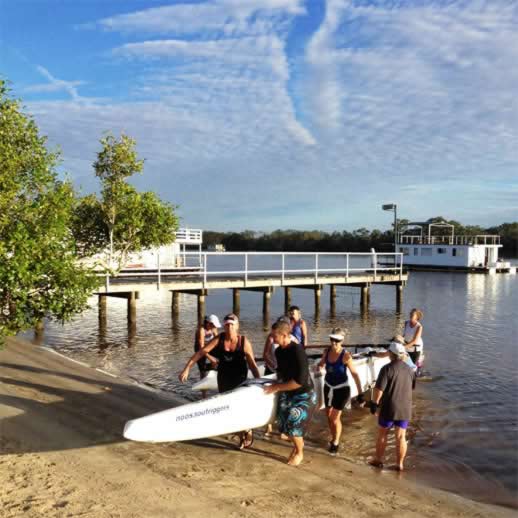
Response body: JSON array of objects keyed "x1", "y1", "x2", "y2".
[{"x1": 29, "y1": 267, "x2": 518, "y2": 507}]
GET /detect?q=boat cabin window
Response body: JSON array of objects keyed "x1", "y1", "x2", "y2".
[
  {"x1": 452, "y1": 248, "x2": 457, "y2": 257},
  {"x1": 437, "y1": 248, "x2": 447, "y2": 254},
  {"x1": 399, "y1": 247, "x2": 409, "y2": 256},
  {"x1": 421, "y1": 248, "x2": 432, "y2": 256},
  {"x1": 414, "y1": 248, "x2": 419, "y2": 256}
]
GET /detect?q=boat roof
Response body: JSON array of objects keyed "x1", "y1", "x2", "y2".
[{"x1": 404, "y1": 221, "x2": 453, "y2": 227}]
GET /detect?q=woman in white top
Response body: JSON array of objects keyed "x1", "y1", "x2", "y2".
[{"x1": 403, "y1": 308, "x2": 424, "y2": 372}]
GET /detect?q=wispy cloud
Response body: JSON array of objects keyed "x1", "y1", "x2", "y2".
[
  {"x1": 24, "y1": 65, "x2": 85, "y2": 101},
  {"x1": 303, "y1": 0, "x2": 518, "y2": 182},
  {"x1": 94, "y1": 0, "x2": 306, "y2": 35},
  {"x1": 19, "y1": 0, "x2": 518, "y2": 229}
]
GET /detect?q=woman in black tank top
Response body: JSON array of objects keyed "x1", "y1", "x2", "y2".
[
  {"x1": 179, "y1": 313, "x2": 261, "y2": 450},
  {"x1": 179, "y1": 313, "x2": 261, "y2": 393},
  {"x1": 211, "y1": 333, "x2": 248, "y2": 393}
]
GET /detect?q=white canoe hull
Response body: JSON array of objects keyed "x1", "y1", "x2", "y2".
[
  {"x1": 191, "y1": 364, "x2": 266, "y2": 391},
  {"x1": 123, "y1": 381, "x2": 276, "y2": 443},
  {"x1": 192, "y1": 354, "x2": 391, "y2": 409}
]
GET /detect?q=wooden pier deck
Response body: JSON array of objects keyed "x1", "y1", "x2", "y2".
[{"x1": 97, "y1": 252, "x2": 408, "y2": 324}]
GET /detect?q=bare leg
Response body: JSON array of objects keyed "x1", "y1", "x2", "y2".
[
  {"x1": 288, "y1": 436, "x2": 304, "y2": 466},
  {"x1": 370, "y1": 426, "x2": 388, "y2": 467},
  {"x1": 326, "y1": 408, "x2": 335, "y2": 442},
  {"x1": 395, "y1": 427, "x2": 407, "y2": 471},
  {"x1": 330, "y1": 409, "x2": 342, "y2": 445}
]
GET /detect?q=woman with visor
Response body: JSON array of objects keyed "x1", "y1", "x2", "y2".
[{"x1": 315, "y1": 327, "x2": 363, "y2": 454}]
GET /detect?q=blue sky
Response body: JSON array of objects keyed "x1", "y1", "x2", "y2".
[{"x1": 2, "y1": 0, "x2": 517, "y2": 231}]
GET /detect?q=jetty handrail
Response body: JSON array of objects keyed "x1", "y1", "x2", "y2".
[
  {"x1": 398, "y1": 234, "x2": 500, "y2": 246},
  {"x1": 101, "y1": 251, "x2": 404, "y2": 288}
]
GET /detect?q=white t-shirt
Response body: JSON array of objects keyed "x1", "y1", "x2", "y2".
[{"x1": 403, "y1": 321, "x2": 423, "y2": 352}]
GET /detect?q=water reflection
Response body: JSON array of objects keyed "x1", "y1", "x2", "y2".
[{"x1": 27, "y1": 271, "x2": 518, "y2": 506}]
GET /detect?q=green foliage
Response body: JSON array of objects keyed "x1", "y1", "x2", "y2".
[
  {"x1": 205, "y1": 219, "x2": 518, "y2": 257},
  {"x1": 0, "y1": 80, "x2": 100, "y2": 341},
  {"x1": 74, "y1": 133, "x2": 179, "y2": 273}
]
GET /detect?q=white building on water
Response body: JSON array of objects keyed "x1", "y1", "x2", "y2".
[
  {"x1": 124, "y1": 228, "x2": 203, "y2": 270},
  {"x1": 397, "y1": 222, "x2": 515, "y2": 273}
]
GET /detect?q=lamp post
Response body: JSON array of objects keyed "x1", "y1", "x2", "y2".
[{"x1": 382, "y1": 203, "x2": 398, "y2": 252}]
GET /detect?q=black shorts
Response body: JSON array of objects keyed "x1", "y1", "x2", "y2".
[
  {"x1": 323, "y1": 384, "x2": 351, "y2": 411},
  {"x1": 408, "y1": 351, "x2": 422, "y2": 365}
]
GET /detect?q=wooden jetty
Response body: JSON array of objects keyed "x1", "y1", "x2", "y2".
[
  {"x1": 166, "y1": 251, "x2": 407, "y2": 322},
  {"x1": 171, "y1": 271, "x2": 406, "y2": 322},
  {"x1": 95, "y1": 252, "x2": 408, "y2": 325}
]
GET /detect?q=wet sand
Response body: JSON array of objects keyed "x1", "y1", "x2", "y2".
[{"x1": 0, "y1": 337, "x2": 514, "y2": 518}]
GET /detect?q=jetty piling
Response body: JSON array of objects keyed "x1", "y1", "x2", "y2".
[
  {"x1": 96, "y1": 291, "x2": 140, "y2": 325},
  {"x1": 233, "y1": 288, "x2": 240, "y2": 315},
  {"x1": 330, "y1": 285, "x2": 337, "y2": 314},
  {"x1": 284, "y1": 287, "x2": 292, "y2": 313}
]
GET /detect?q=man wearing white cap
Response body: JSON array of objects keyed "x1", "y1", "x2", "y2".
[{"x1": 368, "y1": 341, "x2": 415, "y2": 471}]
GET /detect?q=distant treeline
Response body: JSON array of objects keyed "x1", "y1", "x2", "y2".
[{"x1": 203, "y1": 219, "x2": 518, "y2": 258}]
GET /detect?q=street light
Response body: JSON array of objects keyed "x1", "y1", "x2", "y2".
[{"x1": 382, "y1": 203, "x2": 398, "y2": 252}]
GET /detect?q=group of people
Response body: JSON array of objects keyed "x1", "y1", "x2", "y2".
[{"x1": 179, "y1": 305, "x2": 425, "y2": 470}]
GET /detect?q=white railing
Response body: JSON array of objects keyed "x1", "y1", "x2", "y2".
[
  {"x1": 398, "y1": 234, "x2": 500, "y2": 246},
  {"x1": 101, "y1": 252, "x2": 404, "y2": 289},
  {"x1": 174, "y1": 228, "x2": 203, "y2": 244}
]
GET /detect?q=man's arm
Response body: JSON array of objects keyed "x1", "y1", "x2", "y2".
[{"x1": 264, "y1": 379, "x2": 301, "y2": 395}]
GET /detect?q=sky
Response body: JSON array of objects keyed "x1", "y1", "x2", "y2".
[{"x1": 1, "y1": 0, "x2": 517, "y2": 232}]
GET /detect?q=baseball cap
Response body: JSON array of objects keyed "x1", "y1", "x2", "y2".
[
  {"x1": 204, "y1": 314, "x2": 221, "y2": 328},
  {"x1": 389, "y1": 342, "x2": 406, "y2": 355}
]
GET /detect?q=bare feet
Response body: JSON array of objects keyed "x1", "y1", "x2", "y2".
[
  {"x1": 368, "y1": 459, "x2": 384, "y2": 469},
  {"x1": 242, "y1": 430, "x2": 254, "y2": 449},
  {"x1": 237, "y1": 430, "x2": 254, "y2": 450},
  {"x1": 288, "y1": 453, "x2": 303, "y2": 466},
  {"x1": 280, "y1": 433, "x2": 289, "y2": 441}
]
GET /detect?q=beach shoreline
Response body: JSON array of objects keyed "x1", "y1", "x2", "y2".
[{"x1": 0, "y1": 337, "x2": 514, "y2": 518}]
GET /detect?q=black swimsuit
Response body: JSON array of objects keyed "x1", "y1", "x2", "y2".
[{"x1": 212, "y1": 334, "x2": 248, "y2": 393}]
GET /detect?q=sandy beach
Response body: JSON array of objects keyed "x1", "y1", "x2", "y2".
[{"x1": 0, "y1": 337, "x2": 514, "y2": 518}]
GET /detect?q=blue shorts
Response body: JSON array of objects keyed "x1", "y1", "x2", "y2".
[{"x1": 378, "y1": 418, "x2": 409, "y2": 429}]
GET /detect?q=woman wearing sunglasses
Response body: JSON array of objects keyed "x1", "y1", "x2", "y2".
[{"x1": 315, "y1": 327, "x2": 363, "y2": 454}]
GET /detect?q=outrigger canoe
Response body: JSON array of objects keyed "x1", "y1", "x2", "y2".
[
  {"x1": 123, "y1": 352, "x2": 389, "y2": 443},
  {"x1": 192, "y1": 352, "x2": 390, "y2": 406}
]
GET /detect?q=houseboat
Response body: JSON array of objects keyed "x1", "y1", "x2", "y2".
[{"x1": 397, "y1": 221, "x2": 515, "y2": 274}]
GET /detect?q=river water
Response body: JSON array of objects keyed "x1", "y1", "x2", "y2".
[{"x1": 29, "y1": 266, "x2": 518, "y2": 508}]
